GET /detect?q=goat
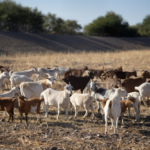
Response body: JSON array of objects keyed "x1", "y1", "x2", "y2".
[
  {"x1": 35, "y1": 67, "x2": 59, "y2": 81},
  {"x1": 10, "y1": 75, "x2": 33, "y2": 89},
  {"x1": 102, "y1": 70, "x2": 137, "y2": 80},
  {"x1": 115, "y1": 70, "x2": 137, "y2": 79},
  {"x1": 89, "y1": 67, "x2": 105, "y2": 79},
  {"x1": 0, "y1": 72, "x2": 10, "y2": 92},
  {"x1": 106, "y1": 76, "x2": 122, "y2": 89},
  {"x1": 70, "y1": 93, "x2": 94, "y2": 119},
  {"x1": 121, "y1": 71, "x2": 148, "y2": 93},
  {"x1": 0, "y1": 86, "x2": 20, "y2": 116},
  {"x1": 62, "y1": 71, "x2": 94, "y2": 93},
  {"x1": 55, "y1": 67, "x2": 69, "y2": 79},
  {"x1": 62, "y1": 68, "x2": 72, "y2": 78},
  {"x1": 90, "y1": 81, "x2": 118, "y2": 116},
  {"x1": 0, "y1": 87, "x2": 20, "y2": 98},
  {"x1": 83, "y1": 80, "x2": 91, "y2": 94},
  {"x1": 104, "y1": 88, "x2": 127, "y2": 134},
  {"x1": 0, "y1": 66, "x2": 10, "y2": 72},
  {"x1": 127, "y1": 92, "x2": 141, "y2": 121},
  {"x1": 0, "y1": 68, "x2": 11, "y2": 89},
  {"x1": 63, "y1": 66, "x2": 88, "y2": 78},
  {"x1": 18, "y1": 95, "x2": 44, "y2": 125},
  {"x1": 20, "y1": 74, "x2": 54, "y2": 98},
  {"x1": 11, "y1": 67, "x2": 38, "y2": 79},
  {"x1": 98, "y1": 97, "x2": 133, "y2": 124},
  {"x1": 142, "y1": 70, "x2": 150, "y2": 79},
  {"x1": 135, "y1": 82, "x2": 150, "y2": 107},
  {"x1": 40, "y1": 83, "x2": 72, "y2": 120},
  {"x1": 0, "y1": 97, "x2": 17, "y2": 122},
  {"x1": 101, "y1": 66, "x2": 123, "y2": 80}
]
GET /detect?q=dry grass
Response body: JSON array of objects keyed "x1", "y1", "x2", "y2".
[{"x1": 0, "y1": 50, "x2": 150, "y2": 149}]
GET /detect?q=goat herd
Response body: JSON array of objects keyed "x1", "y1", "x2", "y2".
[{"x1": 0, "y1": 65, "x2": 150, "y2": 134}]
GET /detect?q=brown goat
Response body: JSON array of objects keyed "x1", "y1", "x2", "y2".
[
  {"x1": 0, "y1": 97, "x2": 17, "y2": 122},
  {"x1": 63, "y1": 66, "x2": 88, "y2": 78},
  {"x1": 142, "y1": 70, "x2": 150, "y2": 79},
  {"x1": 121, "y1": 71, "x2": 148, "y2": 93},
  {"x1": 0, "y1": 66, "x2": 10, "y2": 72},
  {"x1": 101, "y1": 66, "x2": 123, "y2": 80},
  {"x1": 18, "y1": 95, "x2": 44, "y2": 125},
  {"x1": 63, "y1": 68, "x2": 72, "y2": 78},
  {"x1": 89, "y1": 67, "x2": 105, "y2": 79},
  {"x1": 102, "y1": 69, "x2": 137, "y2": 80},
  {"x1": 106, "y1": 76, "x2": 122, "y2": 89}
]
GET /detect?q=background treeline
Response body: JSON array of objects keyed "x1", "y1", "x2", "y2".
[
  {"x1": 0, "y1": 0, "x2": 82, "y2": 34},
  {"x1": 84, "y1": 11, "x2": 150, "y2": 37},
  {"x1": 0, "y1": 0, "x2": 150, "y2": 36}
]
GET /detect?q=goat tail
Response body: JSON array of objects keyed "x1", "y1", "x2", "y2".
[
  {"x1": 9, "y1": 70, "x2": 13, "y2": 76},
  {"x1": 40, "y1": 97, "x2": 44, "y2": 101},
  {"x1": 40, "y1": 93, "x2": 44, "y2": 101},
  {"x1": 135, "y1": 86, "x2": 139, "y2": 91},
  {"x1": 40, "y1": 93, "x2": 45, "y2": 110}
]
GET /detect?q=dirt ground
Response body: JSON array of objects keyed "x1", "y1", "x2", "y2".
[
  {"x1": 0, "y1": 48, "x2": 150, "y2": 149},
  {"x1": 0, "y1": 31, "x2": 150, "y2": 55}
]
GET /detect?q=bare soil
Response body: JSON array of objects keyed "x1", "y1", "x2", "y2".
[
  {"x1": 0, "y1": 79, "x2": 150, "y2": 150},
  {"x1": 0, "y1": 33, "x2": 150, "y2": 149},
  {"x1": 0, "y1": 31, "x2": 150, "y2": 54}
]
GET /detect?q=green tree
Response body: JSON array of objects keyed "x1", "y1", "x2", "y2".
[
  {"x1": 84, "y1": 11, "x2": 139, "y2": 37},
  {"x1": 137, "y1": 15, "x2": 150, "y2": 36},
  {"x1": 0, "y1": 0, "x2": 44, "y2": 32},
  {"x1": 43, "y1": 13, "x2": 82, "y2": 34}
]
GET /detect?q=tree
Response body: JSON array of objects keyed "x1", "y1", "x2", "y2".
[
  {"x1": 43, "y1": 13, "x2": 82, "y2": 34},
  {"x1": 0, "y1": 0, "x2": 44, "y2": 32},
  {"x1": 137, "y1": 15, "x2": 150, "y2": 36},
  {"x1": 84, "y1": 11, "x2": 139, "y2": 37}
]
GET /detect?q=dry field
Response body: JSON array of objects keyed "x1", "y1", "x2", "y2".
[{"x1": 0, "y1": 50, "x2": 150, "y2": 150}]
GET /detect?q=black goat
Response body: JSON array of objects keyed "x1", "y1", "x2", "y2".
[{"x1": 62, "y1": 71, "x2": 94, "y2": 93}]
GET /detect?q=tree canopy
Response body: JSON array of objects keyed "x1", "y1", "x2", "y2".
[
  {"x1": 43, "y1": 13, "x2": 82, "y2": 34},
  {"x1": 0, "y1": 0, "x2": 149, "y2": 36},
  {"x1": 84, "y1": 11, "x2": 139, "y2": 37},
  {"x1": 135, "y1": 15, "x2": 150, "y2": 36},
  {"x1": 0, "y1": 0, "x2": 44, "y2": 32}
]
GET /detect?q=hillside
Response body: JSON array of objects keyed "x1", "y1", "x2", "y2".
[{"x1": 0, "y1": 31, "x2": 150, "y2": 54}]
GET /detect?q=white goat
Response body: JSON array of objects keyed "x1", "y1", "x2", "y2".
[
  {"x1": 0, "y1": 86, "x2": 20, "y2": 98},
  {"x1": 10, "y1": 75, "x2": 33, "y2": 88},
  {"x1": 0, "y1": 69, "x2": 11, "y2": 89},
  {"x1": 40, "y1": 83, "x2": 72, "y2": 120},
  {"x1": 127, "y1": 92, "x2": 140, "y2": 121},
  {"x1": 55, "y1": 67, "x2": 69, "y2": 79},
  {"x1": 83, "y1": 80, "x2": 91, "y2": 94},
  {"x1": 3, "y1": 78, "x2": 10, "y2": 90},
  {"x1": 11, "y1": 67, "x2": 39, "y2": 79},
  {"x1": 20, "y1": 74, "x2": 54, "y2": 99},
  {"x1": 70, "y1": 93, "x2": 94, "y2": 119},
  {"x1": 104, "y1": 87, "x2": 127, "y2": 134},
  {"x1": 135, "y1": 82, "x2": 150, "y2": 106},
  {"x1": 35, "y1": 67, "x2": 59, "y2": 81},
  {"x1": 0, "y1": 72, "x2": 10, "y2": 92}
]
